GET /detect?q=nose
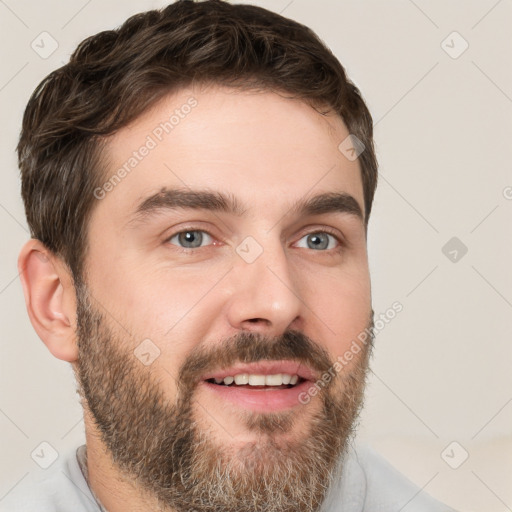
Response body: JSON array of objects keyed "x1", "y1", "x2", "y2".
[{"x1": 225, "y1": 237, "x2": 304, "y2": 336}]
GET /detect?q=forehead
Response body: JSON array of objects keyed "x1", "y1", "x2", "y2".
[{"x1": 94, "y1": 84, "x2": 364, "y2": 225}]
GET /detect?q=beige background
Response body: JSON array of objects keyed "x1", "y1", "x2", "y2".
[{"x1": 1, "y1": 1, "x2": 511, "y2": 510}]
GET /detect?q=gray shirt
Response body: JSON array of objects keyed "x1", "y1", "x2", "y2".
[{"x1": 0, "y1": 443, "x2": 456, "y2": 511}]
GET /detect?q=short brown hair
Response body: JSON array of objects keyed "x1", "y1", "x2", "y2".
[{"x1": 18, "y1": 0, "x2": 378, "y2": 282}]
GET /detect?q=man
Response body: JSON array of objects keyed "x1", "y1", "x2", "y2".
[{"x1": 4, "y1": 1, "x2": 456, "y2": 511}]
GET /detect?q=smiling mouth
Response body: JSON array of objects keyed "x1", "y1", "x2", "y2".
[
  {"x1": 205, "y1": 373, "x2": 306, "y2": 390},
  {"x1": 199, "y1": 361, "x2": 317, "y2": 412}
]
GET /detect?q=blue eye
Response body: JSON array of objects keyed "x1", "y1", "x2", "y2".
[
  {"x1": 167, "y1": 230, "x2": 214, "y2": 249},
  {"x1": 166, "y1": 229, "x2": 342, "y2": 253},
  {"x1": 295, "y1": 232, "x2": 340, "y2": 251}
]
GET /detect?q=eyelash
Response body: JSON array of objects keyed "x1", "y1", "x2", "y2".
[{"x1": 165, "y1": 227, "x2": 345, "y2": 255}]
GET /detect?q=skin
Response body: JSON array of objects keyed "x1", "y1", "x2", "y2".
[{"x1": 18, "y1": 83, "x2": 372, "y2": 511}]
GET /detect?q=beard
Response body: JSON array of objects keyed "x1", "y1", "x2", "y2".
[{"x1": 73, "y1": 282, "x2": 374, "y2": 512}]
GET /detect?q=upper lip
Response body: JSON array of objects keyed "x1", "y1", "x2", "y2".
[{"x1": 201, "y1": 360, "x2": 318, "y2": 382}]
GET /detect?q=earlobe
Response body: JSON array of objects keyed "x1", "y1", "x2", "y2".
[{"x1": 18, "y1": 239, "x2": 78, "y2": 362}]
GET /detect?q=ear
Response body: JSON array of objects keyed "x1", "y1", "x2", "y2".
[{"x1": 18, "y1": 239, "x2": 78, "y2": 362}]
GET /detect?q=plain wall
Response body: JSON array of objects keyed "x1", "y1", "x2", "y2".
[{"x1": 1, "y1": 1, "x2": 511, "y2": 511}]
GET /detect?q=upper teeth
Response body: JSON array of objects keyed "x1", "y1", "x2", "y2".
[{"x1": 213, "y1": 374, "x2": 299, "y2": 386}]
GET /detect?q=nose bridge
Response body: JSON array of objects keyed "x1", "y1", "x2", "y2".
[{"x1": 226, "y1": 232, "x2": 303, "y2": 333}]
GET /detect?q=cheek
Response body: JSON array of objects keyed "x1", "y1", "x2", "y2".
[
  {"x1": 121, "y1": 276, "x2": 215, "y2": 344},
  {"x1": 310, "y1": 266, "x2": 371, "y2": 356},
  {"x1": 88, "y1": 238, "x2": 216, "y2": 337},
  {"x1": 114, "y1": 272, "x2": 229, "y2": 382}
]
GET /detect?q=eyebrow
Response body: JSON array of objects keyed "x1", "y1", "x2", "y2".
[{"x1": 129, "y1": 187, "x2": 364, "y2": 225}]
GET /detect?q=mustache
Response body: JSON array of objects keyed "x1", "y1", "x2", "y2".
[{"x1": 177, "y1": 329, "x2": 335, "y2": 392}]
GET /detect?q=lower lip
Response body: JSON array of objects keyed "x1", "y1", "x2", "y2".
[{"x1": 201, "y1": 380, "x2": 312, "y2": 412}]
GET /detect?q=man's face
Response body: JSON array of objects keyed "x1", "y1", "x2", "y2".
[{"x1": 74, "y1": 84, "x2": 373, "y2": 512}]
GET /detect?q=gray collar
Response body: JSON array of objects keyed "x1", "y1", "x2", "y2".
[{"x1": 76, "y1": 445, "x2": 109, "y2": 512}]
